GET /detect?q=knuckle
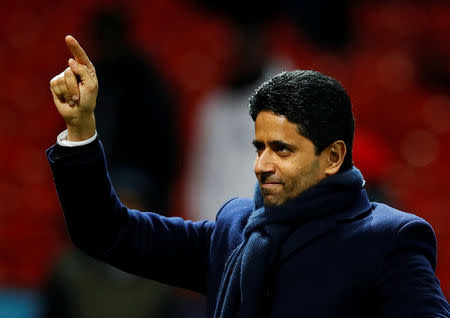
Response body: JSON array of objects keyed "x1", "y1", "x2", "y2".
[
  {"x1": 56, "y1": 74, "x2": 65, "y2": 84},
  {"x1": 50, "y1": 75, "x2": 60, "y2": 86}
]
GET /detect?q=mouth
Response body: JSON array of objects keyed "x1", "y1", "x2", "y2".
[
  {"x1": 258, "y1": 175, "x2": 283, "y2": 192},
  {"x1": 260, "y1": 182, "x2": 283, "y2": 189}
]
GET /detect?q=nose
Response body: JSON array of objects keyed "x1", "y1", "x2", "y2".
[{"x1": 254, "y1": 150, "x2": 275, "y2": 176}]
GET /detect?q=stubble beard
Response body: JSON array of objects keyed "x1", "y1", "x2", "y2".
[
  {"x1": 261, "y1": 184, "x2": 289, "y2": 207},
  {"x1": 261, "y1": 158, "x2": 322, "y2": 207}
]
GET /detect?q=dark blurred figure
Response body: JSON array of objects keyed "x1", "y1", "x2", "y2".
[
  {"x1": 415, "y1": 41, "x2": 450, "y2": 94},
  {"x1": 195, "y1": 0, "x2": 277, "y2": 27},
  {"x1": 195, "y1": 0, "x2": 352, "y2": 51},
  {"x1": 91, "y1": 9, "x2": 178, "y2": 212},
  {"x1": 42, "y1": 8, "x2": 184, "y2": 318},
  {"x1": 281, "y1": 0, "x2": 352, "y2": 51}
]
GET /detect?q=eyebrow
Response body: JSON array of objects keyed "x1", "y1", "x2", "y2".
[
  {"x1": 270, "y1": 140, "x2": 297, "y2": 151},
  {"x1": 252, "y1": 140, "x2": 264, "y2": 148},
  {"x1": 252, "y1": 139, "x2": 297, "y2": 151}
]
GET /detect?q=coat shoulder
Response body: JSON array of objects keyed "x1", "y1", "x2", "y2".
[
  {"x1": 215, "y1": 197, "x2": 254, "y2": 225},
  {"x1": 357, "y1": 202, "x2": 437, "y2": 268},
  {"x1": 210, "y1": 197, "x2": 253, "y2": 254},
  {"x1": 369, "y1": 202, "x2": 433, "y2": 234}
]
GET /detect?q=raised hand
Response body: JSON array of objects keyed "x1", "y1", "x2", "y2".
[{"x1": 50, "y1": 35, "x2": 98, "y2": 141}]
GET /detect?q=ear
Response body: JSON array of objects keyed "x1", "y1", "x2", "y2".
[{"x1": 324, "y1": 140, "x2": 347, "y2": 176}]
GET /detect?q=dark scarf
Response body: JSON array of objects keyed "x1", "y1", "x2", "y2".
[{"x1": 213, "y1": 167, "x2": 367, "y2": 318}]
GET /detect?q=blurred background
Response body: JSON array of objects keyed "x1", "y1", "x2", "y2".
[{"x1": 0, "y1": 0, "x2": 449, "y2": 317}]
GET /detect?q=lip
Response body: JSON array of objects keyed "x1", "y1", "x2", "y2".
[{"x1": 261, "y1": 182, "x2": 282, "y2": 188}]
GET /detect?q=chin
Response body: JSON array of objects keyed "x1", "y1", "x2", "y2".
[{"x1": 263, "y1": 196, "x2": 285, "y2": 207}]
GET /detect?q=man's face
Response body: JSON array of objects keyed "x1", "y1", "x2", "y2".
[{"x1": 253, "y1": 111, "x2": 328, "y2": 206}]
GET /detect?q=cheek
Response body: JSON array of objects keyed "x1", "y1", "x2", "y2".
[
  {"x1": 283, "y1": 158, "x2": 319, "y2": 191},
  {"x1": 280, "y1": 162, "x2": 302, "y2": 186}
]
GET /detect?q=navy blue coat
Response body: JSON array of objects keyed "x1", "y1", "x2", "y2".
[{"x1": 47, "y1": 139, "x2": 450, "y2": 317}]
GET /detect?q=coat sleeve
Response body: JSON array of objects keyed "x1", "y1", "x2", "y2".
[
  {"x1": 376, "y1": 219, "x2": 450, "y2": 317},
  {"x1": 46, "y1": 138, "x2": 214, "y2": 294}
]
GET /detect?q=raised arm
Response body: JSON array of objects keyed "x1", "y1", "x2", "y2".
[{"x1": 47, "y1": 36, "x2": 214, "y2": 293}]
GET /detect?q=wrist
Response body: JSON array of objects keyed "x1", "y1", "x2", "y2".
[{"x1": 66, "y1": 114, "x2": 96, "y2": 141}]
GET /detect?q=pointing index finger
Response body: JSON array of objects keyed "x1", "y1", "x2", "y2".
[{"x1": 65, "y1": 35, "x2": 94, "y2": 71}]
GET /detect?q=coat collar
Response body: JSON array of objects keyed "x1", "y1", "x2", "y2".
[{"x1": 278, "y1": 189, "x2": 373, "y2": 263}]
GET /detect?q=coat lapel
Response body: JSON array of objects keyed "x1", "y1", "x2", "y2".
[{"x1": 278, "y1": 216, "x2": 337, "y2": 263}]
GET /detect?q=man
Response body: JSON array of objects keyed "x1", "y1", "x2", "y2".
[{"x1": 47, "y1": 36, "x2": 450, "y2": 317}]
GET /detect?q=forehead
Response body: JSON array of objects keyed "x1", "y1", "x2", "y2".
[{"x1": 254, "y1": 111, "x2": 301, "y2": 141}]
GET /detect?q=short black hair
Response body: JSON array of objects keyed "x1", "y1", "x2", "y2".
[{"x1": 249, "y1": 70, "x2": 355, "y2": 171}]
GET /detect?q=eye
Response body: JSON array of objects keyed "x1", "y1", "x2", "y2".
[
  {"x1": 273, "y1": 144, "x2": 291, "y2": 156},
  {"x1": 278, "y1": 149, "x2": 290, "y2": 156}
]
